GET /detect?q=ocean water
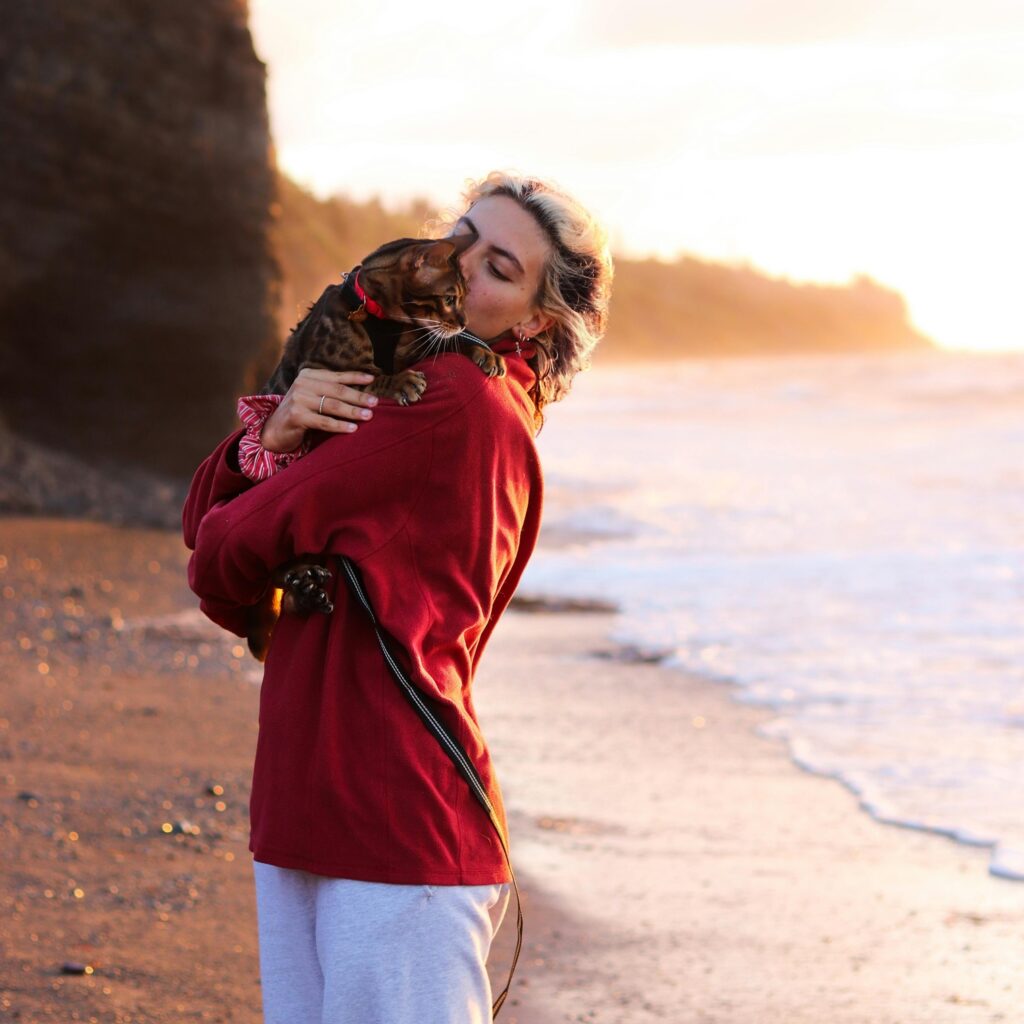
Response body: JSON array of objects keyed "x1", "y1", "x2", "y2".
[{"x1": 521, "y1": 348, "x2": 1024, "y2": 881}]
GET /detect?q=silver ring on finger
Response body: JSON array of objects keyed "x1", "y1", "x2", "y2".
[{"x1": 318, "y1": 395, "x2": 327, "y2": 416}]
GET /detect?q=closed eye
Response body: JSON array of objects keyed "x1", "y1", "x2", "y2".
[{"x1": 487, "y1": 261, "x2": 510, "y2": 282}]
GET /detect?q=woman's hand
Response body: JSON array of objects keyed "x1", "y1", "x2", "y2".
[{"x1": 261, "y1": 369, "x2": 379, "y2": 453}]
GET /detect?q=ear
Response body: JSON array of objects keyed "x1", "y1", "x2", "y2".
[
  {"x1": 520, "y1": 311, "x2": 554, "y2": 337},
  {"x1": 409, "y1": 244, "x2": 434, "y2": 271},
  {"x1": 430, "y1": 239, "x2": 457, "y2": 263},
  {"x1": 414, "y1": 239, "x2": 463, "y2": 270},
  {"x1": 445, "y1": 228, "x2": 477, "y2": 255}
]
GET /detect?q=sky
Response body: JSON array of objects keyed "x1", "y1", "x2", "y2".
[{"x1": 248, "y1": 0, "x2": 1024, "y2": 352}]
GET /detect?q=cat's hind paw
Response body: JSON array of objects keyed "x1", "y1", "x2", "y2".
[{"x1": 280, "y1": 564, "x2": 334, "y2": 616}]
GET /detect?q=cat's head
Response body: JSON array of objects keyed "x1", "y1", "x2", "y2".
[{"x1": 358, "y1": 234, "x2": 476, "y2": 337}]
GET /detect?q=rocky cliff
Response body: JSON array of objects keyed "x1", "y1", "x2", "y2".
[{"x1": 0, "y1": 1, "x2": 279, "y2": 479}]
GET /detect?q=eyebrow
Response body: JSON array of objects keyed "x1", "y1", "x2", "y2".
[{"x1": 458, "y1": 216, "x2": 525, "y2": 276}]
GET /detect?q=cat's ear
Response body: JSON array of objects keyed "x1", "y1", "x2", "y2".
[
  {"x1": 414, "y1": 231, "x2": 476, "y2": 270},
  {"x1": 445, "y1": 228, "x2": 477, "y2": 256},
  {"x1": 413, "y1": 239, "x2": 459, "y2": 270}
]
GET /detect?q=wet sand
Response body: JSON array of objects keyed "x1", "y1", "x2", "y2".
[
  {"x1": 2, "y1": 517, "x2": 1022, "y2": 1023},
  {"x1": 479, "y1": 616, "x2": 1024, "y2": 1024}
]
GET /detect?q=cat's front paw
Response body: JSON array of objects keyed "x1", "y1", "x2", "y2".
[
  {"x1": 366, "y1": 370, "x2": 428, "y2": 405},
  {"x1": 388, "y1": 369, "x2": 429, "y2": 406},
  {"x1": 280, "y1": 564, "x2": 334, "y2": 616},
  {"x1": 469, "y1": 347, "x2": 507, "y2": 378}
]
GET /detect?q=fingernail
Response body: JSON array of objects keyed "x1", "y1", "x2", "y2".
[
  {"x1": 360, "y1": 409, "x2": 372, "y2": 419},
  {"x1": 348, "y1": 423, "x2": 358, "y2": 432},
  {"x1": 366, "y1": 396, "x2": 378, "y2": 406}
]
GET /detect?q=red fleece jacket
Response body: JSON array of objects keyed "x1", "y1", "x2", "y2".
[{"x1": 182, "y1": 340, "x2": 543, "y2": 884}]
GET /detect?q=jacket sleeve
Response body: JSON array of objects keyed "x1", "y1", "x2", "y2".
[
  {"x1": 185, "y1": 370, "x2": 493, "y2": 633},
  {"x1": 181, "y1": 429, "x2": 258, "y2": 551}
]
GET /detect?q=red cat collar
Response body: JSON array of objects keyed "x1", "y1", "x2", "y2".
[{"x1": 350, "y1": 270, "x2": 385, "y2": 319}]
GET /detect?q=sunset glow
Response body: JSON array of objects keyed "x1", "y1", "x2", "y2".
[{"x1": 249, "y1": 1, "x2": 1024, "y2": 352}]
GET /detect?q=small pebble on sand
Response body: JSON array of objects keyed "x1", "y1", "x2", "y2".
[{"x1": 61, "y1": 961, "x2": 94, "y2": 975}]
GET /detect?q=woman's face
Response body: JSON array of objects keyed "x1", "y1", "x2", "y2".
[{"x1": 451, "y1": 195, "x2": 554, "y2": 342}]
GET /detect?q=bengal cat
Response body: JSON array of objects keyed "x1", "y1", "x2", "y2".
[{"x1": 246, "y1": 232, "x2": 506, "y2": 661}]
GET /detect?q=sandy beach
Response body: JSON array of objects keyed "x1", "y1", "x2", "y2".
[{"x1": 2, "y1": 517, "x2": 1022, "y2": 1023}]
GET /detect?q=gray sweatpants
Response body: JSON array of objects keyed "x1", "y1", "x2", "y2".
[{"x1": 253, "y1": 860, "x2": 511, "y2": 1024}]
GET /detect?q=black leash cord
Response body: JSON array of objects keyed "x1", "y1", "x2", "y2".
[{"x1": 337, "y1": 555, "x2": 523, "y2": 1019}]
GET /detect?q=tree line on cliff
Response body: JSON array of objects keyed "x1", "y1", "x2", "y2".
[{"x1": 272, "y1": 173, "x2": 932, "y2": 360}]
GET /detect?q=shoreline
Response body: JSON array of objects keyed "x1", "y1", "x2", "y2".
[
  {"x1": 3, "y1": 517, "x2": 1023, "y2": 1022},
  {"x1": 512, "y1": 576, "x2": 1024, "y2": 887}
]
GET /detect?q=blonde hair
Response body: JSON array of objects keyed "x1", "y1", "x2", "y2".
[{"x1": 440, "y1": 172, "x2": 614, "y2": 430}]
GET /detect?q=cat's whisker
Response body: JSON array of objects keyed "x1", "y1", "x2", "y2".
[
  {"x1": 427, "y1": 332, "x2": 458, "y2": 365},
  {"x1": 404, "y1": 316, "x2": 468, "y2": 350},
  {"x1": 411, "y1": 317, "x2": 464, "y2": 336},
  {"x1": 406, "y1": 325, "x2": 452, "y2": 354},
  {"x1": 409, "y1": 327, "x2": 444, "y2": 357},
  {"x1": 434, "y1": 329, "x2": 455, "y2": 351}
]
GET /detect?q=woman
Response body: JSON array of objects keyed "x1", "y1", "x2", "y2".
[{"x1": 183, "y1": 171, "x2": 612, "y2": 1024}]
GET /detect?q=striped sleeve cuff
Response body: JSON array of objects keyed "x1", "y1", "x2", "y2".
[{"x1": 236, "y1": 395, "x2": 311, "y2": 482}]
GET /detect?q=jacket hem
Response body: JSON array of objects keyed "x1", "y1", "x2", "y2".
[{"x1": 249, "y1": 842, "x2": 512, "y2": 886}]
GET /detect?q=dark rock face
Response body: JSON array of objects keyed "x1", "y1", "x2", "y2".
[{"x1": 0, "y1": 1, "x2": 279, "y2": 478}]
